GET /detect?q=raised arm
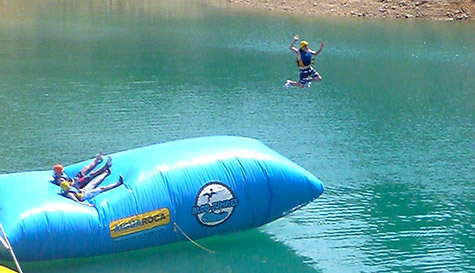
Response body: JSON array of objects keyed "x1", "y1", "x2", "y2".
[
  {"x1": 289, "y1": 34, "x2": 299, "y2": 53},
  {"x1": 310, "y1": 42, "x2": 325, "y2": 56}
]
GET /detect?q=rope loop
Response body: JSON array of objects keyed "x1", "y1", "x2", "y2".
[{"x1": 173, "y1": 222, "x2": 215, "y2": 254}]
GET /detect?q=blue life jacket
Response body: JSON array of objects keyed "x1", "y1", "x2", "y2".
[
  {"x1": 53, "y1": 172, "x2": 72, "y2": 185},
  {"x1": 297, "y1": 49, "x2": 312, "y2": 67}
]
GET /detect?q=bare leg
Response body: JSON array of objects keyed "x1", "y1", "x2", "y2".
[
  {"x1": 88, "y1": 156, "x2": 112, "y2": 180},
  {"x1": 311, "y1": 75, "x2": 322, "y2": 81},
  {"x1": 83, "y1": 169, "x2": 111, "y2": 190},
  {"x1": 285, "y1": 79, "x2": 305, "y2": 89},
  {"x1": 79, "y1": 151, "x2": 104, "y2": 176},
  {"x1": 98, "y1": 175, "x2": 124, "y2": 193}
]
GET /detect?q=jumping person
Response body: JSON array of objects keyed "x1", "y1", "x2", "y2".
[
  {"x1": 53, "y1": 151, "x2": 112, "y2": 190},
  {"x1": 285, "y1": 34, "x2": 325, "y2": 89}
]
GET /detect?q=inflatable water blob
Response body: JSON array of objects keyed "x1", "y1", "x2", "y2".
[
  {"x1": 0, "y1": 136, "x2": 324, "y2": 261},
  {"x1": 0, "y1": 265, "x2": 17, "y2": 273}
]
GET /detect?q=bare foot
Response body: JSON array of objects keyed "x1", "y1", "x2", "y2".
[
  {"x1": 95, "y1": 150, "x2": 104, "y2": 164},
  {"x1": 105, "y1": 156, "x2": 112, "y2": 169}
]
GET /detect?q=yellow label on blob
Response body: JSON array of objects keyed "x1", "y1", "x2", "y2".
[
  {"x1": 0, "y1": 265, "x2": 18, "y2": 273},
  {"x1": 109, "y1": 208, "x2": 170, "y2": 238}
]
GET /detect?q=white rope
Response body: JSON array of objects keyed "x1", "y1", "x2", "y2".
[
  {"x1": 0, "y1": 223, "x2": 23, "y2": 273},
  {"x1": 0, "y1": 235, "x2": 8, "y2": 249},
  {"x1": 173, "y1": 222, "x2": 215, "y2": 254}
]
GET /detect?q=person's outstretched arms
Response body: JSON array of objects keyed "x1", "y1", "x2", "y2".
[
  {"x1": 311, "y1": 42, "x2": 325, "y2": 56},
  {"x1": 289, "y1": 34, "x2": 299, "y2": 53}
]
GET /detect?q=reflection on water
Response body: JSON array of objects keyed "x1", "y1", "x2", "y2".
[
  {"x1": 15, "y1": 230, "x2": 316, "y2": 273},
  {"x1": 0, "y1": 1, "x2": 474, "y2": 272}
]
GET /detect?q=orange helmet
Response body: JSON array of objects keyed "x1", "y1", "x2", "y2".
[{"x1": 54, "y1": 164, "x2": 64, "y2": 174}]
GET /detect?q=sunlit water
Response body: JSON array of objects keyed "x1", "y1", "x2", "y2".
[{"x1": 0, "y1": 1, "x2": 473, "y2": 272}]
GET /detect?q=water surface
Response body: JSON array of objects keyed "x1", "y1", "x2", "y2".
[{"x1": 0, "y1": 1, "x2": 473, "y2": 272}]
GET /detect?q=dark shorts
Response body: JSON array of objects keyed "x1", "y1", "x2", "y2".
[
  {"x1": 299, "y1": 67, "x2": 320, "y2": 84},
  {"x1": 74, "y1": 173, "x2": 92, "y2": 188}
]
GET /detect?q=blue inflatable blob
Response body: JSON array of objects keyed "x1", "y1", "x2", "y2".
[{"x1": 0, "y1": 136, "x2": 323, "y2": 261}]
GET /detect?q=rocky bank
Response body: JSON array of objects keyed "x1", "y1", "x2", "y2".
[{"x1": 226, "y1": 0, "x2": 474, "y2": 20}]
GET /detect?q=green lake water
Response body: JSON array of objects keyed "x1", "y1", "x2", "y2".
[{"x1": 0, "y1": 1, "x2": 473, "y2": 272}]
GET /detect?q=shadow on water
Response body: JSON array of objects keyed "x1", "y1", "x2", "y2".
[{"x1": 11, "y1": 230, "x2": 317, "y2": 273}]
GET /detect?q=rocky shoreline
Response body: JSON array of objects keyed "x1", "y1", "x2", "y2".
[{"x1": 226, "y1": 0, "x2": 474, "y2": 20}]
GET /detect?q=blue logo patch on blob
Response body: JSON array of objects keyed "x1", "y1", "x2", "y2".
[{"x1": 192, "y1": 181, "x2": 239, "y2": 227}]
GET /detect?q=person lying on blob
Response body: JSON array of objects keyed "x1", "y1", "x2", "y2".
[
  {"x1": 60, "y1": 174, "x2": 123, "y2": 206},
  {"x1": 53, "y1": 151, "x2": 112, "y2": 190}
]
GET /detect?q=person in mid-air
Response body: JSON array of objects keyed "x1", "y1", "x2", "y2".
[{"x1": 285, "y1": 34, "x2": 325, "y2": 89}]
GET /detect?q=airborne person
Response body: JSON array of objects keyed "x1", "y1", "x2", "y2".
[{"x1": 285, "y1": 34, "x2": 325, "y2": 89}]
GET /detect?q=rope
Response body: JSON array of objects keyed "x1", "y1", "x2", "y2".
[
  {"x1": 0, "y1": 223, "x2": 23, "y2": 273},
  {"x1": 173, "y1": 222, "x2": 215, "y2": 254},
  {"x1": 0, "y1": 236, "x2": 8, "y2": 249}
]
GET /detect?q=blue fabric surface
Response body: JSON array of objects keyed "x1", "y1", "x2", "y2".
[{"x1": 0, "y1": 136, "x2": 323, "y2": 261}]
